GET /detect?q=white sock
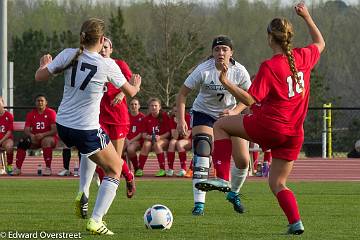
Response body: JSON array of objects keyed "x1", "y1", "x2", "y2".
[
  {"x1": 79, "y1": 154, "x2": 97, "y2": 198},
  {"x1": 231, "y1": 165, "x2": 248, "y2": 193},
  {"x1": 92, "y1": 176, "x2": 119, "y2": 222},
  {"x1": 193, "y1": 179, "x2": 206, "y2": 204}
]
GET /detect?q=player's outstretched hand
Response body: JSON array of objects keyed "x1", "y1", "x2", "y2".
[
  {"x1": 130, "y1": 74, "x2": 142, "y2": 89},
  {"x1": 295, "y1": 2, "x2": 310, "y2": 19},
  {"x1": 39, "y1": 54, "x2": 52, "y2": 68}
]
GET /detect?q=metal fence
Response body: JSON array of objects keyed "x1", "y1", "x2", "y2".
[
  {"x1": 304, "y1": 107, "x2": 360, "y2": 157},
  {"x1": 7, "y1": 106, "x2": 360, "y2": 158}
]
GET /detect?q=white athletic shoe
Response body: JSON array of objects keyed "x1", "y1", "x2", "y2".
[
  {"x1": 57, "y1": 169, "x2": 71, "y2": 176},
  {"x1": 176, "y1": 169, "x2": 187, "y2": 177},
  {"x1": 165, "y1": 169, "x2": 174, "y2": 177},
  {"x1": 43, "y1": 167, "x2": 52, "y2": 176}
]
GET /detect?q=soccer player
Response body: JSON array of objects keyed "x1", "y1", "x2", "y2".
[
  {"x1": 125, "y1": 98, "x2": 145, "y2": 172},
  {"x1": 94, "y1": 37, "x2": 136, "y2": 198},
  {"x1": 166, "y1": 105, "x2": 192, "y2": 177},
  {"x1": 0, "y1": 96, "x2": 14, "y2": 174},
  {"x1": 135, "y1": 98, "x2": 170, "y2": 177},
  {"x1": 197, "y1": 2, "x2": 325, "y2": 234},
  {"x1": 35, "y1": 18, "x2": 141, "y2": 235},
  {"x1": 12, "y1": 94, "x2": 57, "y2": 176},
  {"x1": 176, "y1": 35, "x2": 251, "y2": 215}
]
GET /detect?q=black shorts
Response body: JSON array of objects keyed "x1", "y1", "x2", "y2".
[
  {"x1": 191, "y1": 110, "x2": 217, "y2": 128},
  {"x1": 56, "y1": 123, "x2": 110, "y2": 156}
]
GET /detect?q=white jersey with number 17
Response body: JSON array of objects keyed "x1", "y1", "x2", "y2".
[
  {"x1": 47, "y1": 48, "x2": 127, "y2": 130},
  {"x1": 184, "y1": 58, "x2": 251, "y2": 119}
]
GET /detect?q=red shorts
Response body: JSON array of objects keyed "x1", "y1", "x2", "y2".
[
  {"x1": 243, "y1": 114, "x2": 303, "y2": 161},
  {"x1": 101, "y1": 124, "x2": 130, "y2": 140}
]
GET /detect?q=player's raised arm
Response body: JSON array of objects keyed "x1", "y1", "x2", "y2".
[
  {"x1": 295, "y1": 2, "x2": 325, "y2": 53},
  {"x1": 35, "y1": 54, "x2": 53, "y2": 81}
]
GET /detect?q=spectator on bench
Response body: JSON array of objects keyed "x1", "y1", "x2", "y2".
[
  {"x1": 0, "y1": 96, "x2": 14, "y2": 174},
  {"x1": 166, "y1": 105, "x2": 192, "y2": 177},
  {"x1": 124, "y1": 98, "x2": 145, "y2": 172},
  {"x1": 13, "y1": 94, "x2": 57, "y2": 176},
  {"x1": 135, "y1": 97, "x2": 170, "y2": 177}
]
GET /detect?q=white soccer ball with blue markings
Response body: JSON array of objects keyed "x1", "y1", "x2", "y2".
[{"x1": 144, "y1": 204, "x2": 173, "y2": 230}]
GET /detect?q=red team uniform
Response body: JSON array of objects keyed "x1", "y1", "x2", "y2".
[
  {"x1": 16, "y1": 107, "x2": 57, "y2": 170},
  {"x1": 127, "y1": 112, "x2": 145, "y2": 142},
  {"x1": 99, "y1": 59, "x2": 132, "y2": 139},
  {"x1": 97, "y1": 59, "x2": 133, "y2": 182},
  {"x1": 0, "y1": 111, "x2": 14, "y2": 165},
  {"x1": 167, "y1": 112, "x2": 191, "y2": 171},
  {"x1": 0, "y1": 111, "x2": 14, "y2": 140},
  {"x1": 244, "y1": 44, "x2": 320, "y2": 160},
  {"x1": 126, "y1": 112, "x2": 145, "y2": 170},
  {"x1": 138, "y1": 112, "x2": 171, "y2": 171}
]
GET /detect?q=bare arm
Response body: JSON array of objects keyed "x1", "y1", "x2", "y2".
[
  {"x1": 295, "y1": 2, "x2": 325, "y2": 53},
  {"x1": 120, "y1": 74, "x2": 141, "y2": 97},
  {"x1": 35, "y1": 54, "x2": 53, "y2": 81},
  {"x1": 0, "y1": 130, "x2": 12, "y2": 144},
  {"x1": 219, "y1": 63, "x2": 256, "y2": 106},
  {"x1": 176, "y1": 85, "x2": 192, "y2": 135}
]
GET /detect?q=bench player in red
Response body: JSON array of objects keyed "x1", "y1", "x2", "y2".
[
  {"x1": 0, "y1": 96, "x2": 14, "y2": 174},
  {"x1": 13, "y1": 94, "x2": 57, "y2": 176},
  {"x1": 124, "y1": 98, "x2": 145, "y2": 173},
  {"x1": 166, "y1": 105, "x2": 192, "y2": 177}
]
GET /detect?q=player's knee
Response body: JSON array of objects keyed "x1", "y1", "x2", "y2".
[
  {"x1": 17, "y1": 136, "x2": 32, "y2": 150},
  {"x1": 193, "y1": 134, "x2": 212, "y2": 157},
  {"x1": 192, "y1": 134, "x2": 212, "y2": 179},
  {"x1": 268, "y1": 179, "x2": 286, "y2": 195}
]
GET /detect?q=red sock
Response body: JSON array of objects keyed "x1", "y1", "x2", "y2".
[
  {"x1": 189, "y1": 159, "x2": 193, "y2": 170},
  {"x1": 15, "y1": 149, "x2": 26, "y2": 169},
  {"x1": 96, "y1": 166, "x2": 105, "y2": 183},
  {"x1": 252, "y1": 151, "x2": 259, "y2": 161},
  {"x1": 213, "y1": 139, "x2": 232, "y2": 181},
  {"x1": 178, "y1": 151, "x2": 187, "y2": 170},
  {"x1": 138, "y1": 154, "x2": 148, "y2": 170},
  {"x1": 167, "y1": 151, "x2": 175, "y2": 169},
  {"x1": 129, "y1": 155, "x2": 139, "y2": 171},
  {"x1": 7, "y1": 151, "x2": 14, "y2": 165},
  {"x1": 264, "y1": 151, "x2": 272, "y2": 163},
  {"x1": 43, "y1": 147, "x2": 53, "y2": 168},
  {"x1": 121, "y1": 160, "x2": 133, "y2": 181},
  {"x1": 276, "y1": 189, "x2": 301, "y2": 224},
  {"x1": 156, "y1": 152, "x2": 165, "y2": 170}
]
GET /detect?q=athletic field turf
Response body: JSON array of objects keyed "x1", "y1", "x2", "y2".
[{"x1": 1, "y1": 179, "x2": 359, "y2": 239}]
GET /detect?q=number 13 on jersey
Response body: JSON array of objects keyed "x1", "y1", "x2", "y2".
[{"x1": 287, "y1": 71, "x2": 304, "y2": 98}]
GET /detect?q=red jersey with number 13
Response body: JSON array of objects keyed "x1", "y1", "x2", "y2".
[{"x1": 248, "y1": 44, "x2": 320, "y2": 136}]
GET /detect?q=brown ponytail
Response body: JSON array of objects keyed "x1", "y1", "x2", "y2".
[
  {"x1": 268, "y1": 18, "x2": 304, "y2": 96},
  {"x1": 55, "y1": 18, "x2": 105, "y2": 74}
]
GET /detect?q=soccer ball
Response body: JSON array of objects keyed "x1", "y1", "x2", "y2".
[
  {"x1": 144, "y1": 204, "x2": 173, "y2": 230},
  {"x1": 355, "y1": 139, "x2": 360, "y2": 152}
]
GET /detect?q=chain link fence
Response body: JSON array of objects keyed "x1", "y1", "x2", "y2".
[
  {"x1": 304, "y1": 107, "x2": 360, "y2": 157},
  {"x1": 8, "y1": 106, "x2": 360, "y2": 158}
]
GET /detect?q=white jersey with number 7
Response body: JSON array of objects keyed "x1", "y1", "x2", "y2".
[{"x1": 184, "y1": 58, "x2": 251, "y2": 119}]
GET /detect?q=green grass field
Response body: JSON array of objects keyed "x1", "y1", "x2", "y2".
[{"x1": 1, "y1": 179, "x2": 359, "y2": 240}]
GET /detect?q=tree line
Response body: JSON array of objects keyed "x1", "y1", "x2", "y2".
[{"x1": 8, "y1": 0, "x2": 360, "y2": 122}]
